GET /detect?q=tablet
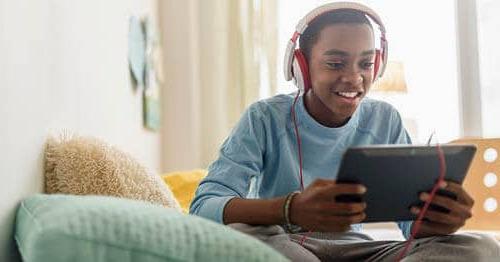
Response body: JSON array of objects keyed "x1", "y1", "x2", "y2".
[{"x1": 336, "y1": 144, "x2": 477, "y2": 223}]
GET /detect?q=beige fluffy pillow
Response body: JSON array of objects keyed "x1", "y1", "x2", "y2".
[{"x1": 44, "y1": 134, "x2": 181, "y2": 211}]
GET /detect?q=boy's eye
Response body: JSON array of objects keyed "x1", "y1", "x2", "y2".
[
  {"x1": 326, "y1": 62, "x2": 345, "y2": 70},
  {"x1": 361, "y1": 62, "x2": 374, "y2": 70}
]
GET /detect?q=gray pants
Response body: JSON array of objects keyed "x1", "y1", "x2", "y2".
[{"x1": 229, "y1": 224, "x2": 500, "y2": 261}]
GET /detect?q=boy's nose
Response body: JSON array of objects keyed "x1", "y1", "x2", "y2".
[{"x1": 340, "y1": 73, "x2": 363, "y2": 85}]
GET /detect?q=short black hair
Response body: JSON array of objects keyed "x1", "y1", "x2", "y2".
[{"x1": 299, "y1": 9, "x2": 373, "y2": 62}]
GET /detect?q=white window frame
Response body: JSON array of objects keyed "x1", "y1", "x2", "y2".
[{"x1": 455, "y1": 0, "x2": 483, "y2": 137}]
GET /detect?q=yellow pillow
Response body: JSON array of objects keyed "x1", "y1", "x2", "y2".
[{"x1": 162, "y1": 170, "x2": 207, "y2": 213}]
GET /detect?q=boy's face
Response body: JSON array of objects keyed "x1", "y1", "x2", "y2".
[{"x1": 308, "y1": 23, "x2": 375, "y2": 120}]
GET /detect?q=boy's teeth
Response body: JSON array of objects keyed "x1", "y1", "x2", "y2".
[{"x1": 338, "y1": 92, "x2": 358, "y2": 98}]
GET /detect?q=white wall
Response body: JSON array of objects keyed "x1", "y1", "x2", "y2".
[{"x1": 0, "y1": 1, "x2": 160, "y2": 261}]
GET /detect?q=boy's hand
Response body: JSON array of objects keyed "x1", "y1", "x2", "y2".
[
  {"x1": 410, "y1": 181, "x2": 474, "y2": 238},
  {"x1": 290, "y1": 178, "x2": 367, "y2": 232}
]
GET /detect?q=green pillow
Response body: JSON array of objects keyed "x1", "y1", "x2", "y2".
[{"x1": 15, "y1": 194, "x2": 288, "y2": 262}]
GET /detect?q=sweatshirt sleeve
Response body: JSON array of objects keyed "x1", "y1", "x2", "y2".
[{"x1": 189, "y1": 105, "x2": 266, "y2": 223}]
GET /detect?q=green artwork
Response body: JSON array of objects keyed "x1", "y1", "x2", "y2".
[
  {"x1": 128, "y1": 16, "x2": 146, "y2": 89},
  {"x1": 143, "y1": 68, "x2": 160, "y2": 131},
  {"x1": 143, "y1": 16, "x2": 162, "y2": 131},
  {"x1": 129, "y1": 15, "x2": 162, "y2": 132}
]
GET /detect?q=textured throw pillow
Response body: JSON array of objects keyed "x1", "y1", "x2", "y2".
[
  {"x1": 44, "y1": 134, "x2": 180, "y2": 210},
  {"x1": 15, "y1": 194, "x2": 288, "y2": 262}
]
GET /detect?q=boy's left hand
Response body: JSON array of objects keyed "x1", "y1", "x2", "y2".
[{"x1": 410, "y1": 181, "x2": 474, "y2": 238}]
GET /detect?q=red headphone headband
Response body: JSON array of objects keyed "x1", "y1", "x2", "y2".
[{"x1": 284, "y1": 2, "x2": 388, "y2": 93}]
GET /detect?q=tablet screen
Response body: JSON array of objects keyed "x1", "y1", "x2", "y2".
[{"x1": 336, "y1": 144, "x2": 476, "y2": 222}]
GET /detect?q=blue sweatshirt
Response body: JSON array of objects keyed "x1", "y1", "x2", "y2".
[{"x1": 190, "y1": 93, "x2": 413, "y2": 239}]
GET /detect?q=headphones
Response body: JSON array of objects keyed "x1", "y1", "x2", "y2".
[{"x1": 283, "y1": 2, "x2": 388, "y2": 93}]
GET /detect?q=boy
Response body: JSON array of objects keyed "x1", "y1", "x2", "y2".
[{"x1": 191, "y1": 3, "x2": 499, "y2": 261}]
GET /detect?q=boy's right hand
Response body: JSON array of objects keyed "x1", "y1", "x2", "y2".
[{"x1": 289, "y1": 178, "x2": 367, "y2": 232}]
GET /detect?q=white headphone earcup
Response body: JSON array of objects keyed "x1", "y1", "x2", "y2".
[
  {"x1": 292, "y1": 58, "x2": 305, "y2": 92},
  {"x1": 284, "y1": 40, "x2": 296, "y2": 81}
]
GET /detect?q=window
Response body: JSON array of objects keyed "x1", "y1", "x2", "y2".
[
  {"x1": 477, "y1": 0, "x2": 500, "y2": 137},
  {"x1": 275, "y1": 0, "x2": 460, "y2": 144}
]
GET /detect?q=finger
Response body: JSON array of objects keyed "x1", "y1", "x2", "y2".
[
  {"x1": 331, "y1": 183, "x2": 367, "y2": 196},
  {"x1": 415, "y1": 192, "x2": 473, "y2": 220},
  {"x1": 420, "y1": 193, "x2": 462, "y2": 213},
  {"x1": 310, "y1": 178, "x2": 336, "y2": 188},
  {"x1": 323, "y1": 202, "x2": 367, "y2": 216},
  {"x1": 314, "y1": 183, "x2": 366, "y2": 200},
  {"x1": 411, "y1": 207, "x2": 464, "y2": 227},
  {"x1": 444, "y1": 181, "x2": 474, "y2": 206},
  {"x1": 309, "y1": 180, "x2": 338, "y2": 198}
]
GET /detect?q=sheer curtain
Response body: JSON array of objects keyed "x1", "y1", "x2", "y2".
[
  {"x1": 159, "y1": 0, "x2": 278, "y2": 171},
  {"x1": 226, "y1": 0, "x2": 278, "y2": 130}
]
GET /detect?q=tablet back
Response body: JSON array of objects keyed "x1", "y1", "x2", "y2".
[{"x1": 336, "y1": 144, "x2": 477, "y2": 222}]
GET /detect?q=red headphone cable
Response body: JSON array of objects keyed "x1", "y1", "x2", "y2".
[
  {"x1": 291, "y1": 91, "x2": 315, "y2": 246},
  {"x1": 395, "y1": 143, "x2": 447, "y2": 261},
  {"x1": 291, "y1": 91, "x2": 305, "y2": 192}
]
